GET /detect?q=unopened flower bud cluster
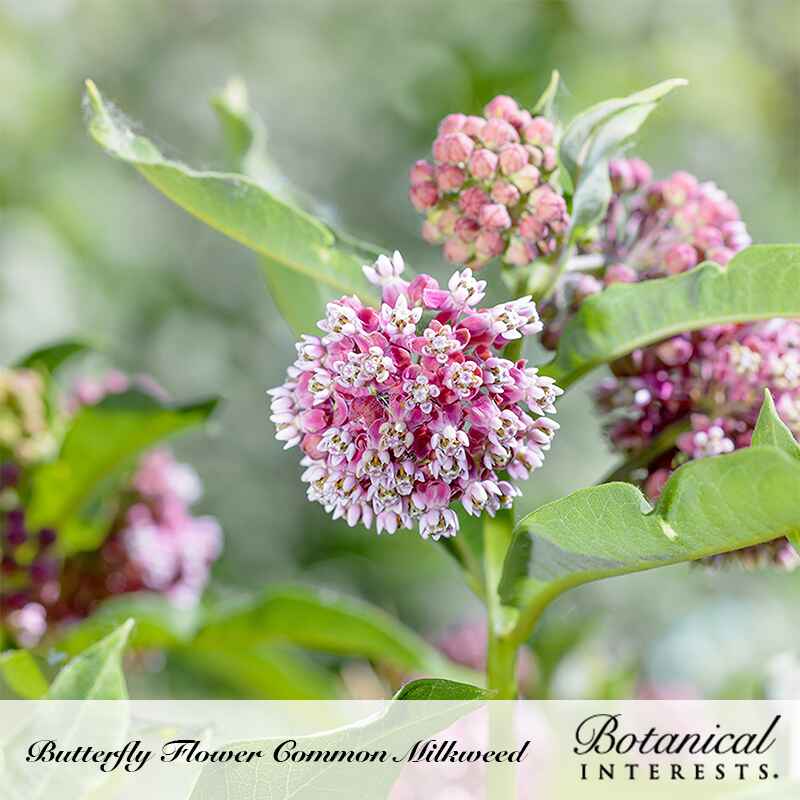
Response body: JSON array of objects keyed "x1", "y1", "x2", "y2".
[{"x1": 409, "y1": 96, "x2": 569, "y2": 270}]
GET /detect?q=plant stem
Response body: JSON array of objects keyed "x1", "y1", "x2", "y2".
[{"x1": 483, "y1": 510, "x2": 519, "y2": 699}]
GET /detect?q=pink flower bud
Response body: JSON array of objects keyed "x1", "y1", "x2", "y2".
[
  {"x1": 409, "y1": 182, "x2": 439, "y2": 212},
  {"x1": 706, "y1": 246, "x2": 735, "y2": 265},
  {"x1": 518, "y1": 213, "x2": 546, "y2": 241},
  {"x1": 541, "y1": 146, "x2": 558, "y2": 172},
  {"x1": 525, "y1": 145, "x2": 543, "y2": 167},
  {"x1": 604, "y1": 264, "x2": 638, "y2": 285},
  {"x1": 438, "y1": 113, "x2": 466, "y2": 135},
  {"x1": 435, "y1": 206, "x2": 460, "y2": 236},
  {"x1": 443, "y1": 237, "x2": 473, "y2": 264},
  {"x1": 467, "y1": 148, "x2": 498, "y2": 180},
  {"x1": 421, "y1": 219, "x2": 442, "y2": 244},
  {"x1": 409, "y1": 159, "x2": 435, "y2": 187},
  {"x1": 523, "y1": 116, "x2": 554, "y2": 146},
  {"x1": 484, "y1": 95, "x2": 519, "y2": 120},
  {"x1": 663, "y1": 171, "x2": 698, "y2": 206},
  {"x1": 462, "y1": 115, "x2": 486, "y2": 137},
  {"x1": 490, "y1": 180, "x2": 521, "y2": 206},
  {"x1": 506, "y1": 109, "x2": 532, "y2": 132},
  {"x1": 664, "y1": 243, "x2": 699, "y2": 274},
  {"x1": 436, "y1": 165, "x2": 466, "y2": 193},
  {"x1": 455, "y1": 216, "x2": 481, "y2": 243},
  {"x1": 498, "y1": 144, "x2": 529, "y2": 175},
  {"x1": 458, "y1": 186, "x2": 490, "y2": 218},
  {"x1": 693, "y1": 225, "x2": 723, "y2": 252},
  {"x1": 510, "y1": 164, "x2": 541, "y2": 193},
  {"x1": 644, "y1": 468, "x2": 670, "y2": 500},
  {"x1": 475, "y1": 229, "x2": 504, "y2": 259},
  {"x1": 504, "y1": 237, "x2": 536, "y2": 267},
  {"x1": 628, "y1": 158, "x2": 652, "y2": 186},
  {"x1": 481, "y1": 118, "x2": 519, "y2": 150},
  {"x1": 609, "y1": 159, "x2": 634, "y2": 193},
  {"x1": 435, "y1": 133, "x2": 474, "y2": 165},
  {"x1": 655, "y1": 336, "x2": 694, "y2": 366},
  {"x1": 528, "y1": 185, "x2": 565, "y2": 223},
  {"x1": 573, "y1": 274, "x2": 603, "y2": 303},
  {"x1": 478, "y1": 203, "x2": 512, "y2": 230}
]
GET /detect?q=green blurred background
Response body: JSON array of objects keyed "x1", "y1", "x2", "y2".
[{"x1": 1, "y1": 0, "x2": 798, "y2": 697}]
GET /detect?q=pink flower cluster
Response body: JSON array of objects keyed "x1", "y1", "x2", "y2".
[
  {"x1": 409, "y1": 95, "x2": 569, "y2": 269},
  {"x1": 541, "y1": 159, "x2": 752, "y2": 347},
  {"x1": 601, "y1": 160, "x2": 751, "y2": 276},
  {"x1": 0, "y1": 371, "x2": 222, "y2": 648},
  {"x1": 56, "y1": 447, "x2": 223, "y2": 618},
  {"x1": 269, "y1": 251, "x2": 561, "y2": 540},
  {"x1": 546, "y1": 159, "x2": 798, "y2": 569},
  {"x1": 597, "y1": 319, "x2": 800, "y2": 523}
]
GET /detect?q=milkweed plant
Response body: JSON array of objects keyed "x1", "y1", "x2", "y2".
[{"x1": 2, "y1": 71, "x2": 798, "y2": 704}]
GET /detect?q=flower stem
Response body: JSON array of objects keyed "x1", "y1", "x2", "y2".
[{"x1": 483, "y1": 510, "x2": 519, "y2": 699}]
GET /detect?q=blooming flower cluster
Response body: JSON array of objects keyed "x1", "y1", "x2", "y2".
[
  {"x1": 537, "y1": 158, "x2": 797, "y2": 570},
  {"x1": 540, "y1": 159, "x2": 752, "y2": 347},
  {"x1": 0, "y1": 370, "x2": 222, "y2": 648},
  {"x1": 409, "y1": 95, "x2": 569, "y2": 269},
  {"x1": 269, "y1": 251, "x2": 561, "y2": 540},
  {"x1": 54, "y1": 447, "x2": 223, "y2": 619}
]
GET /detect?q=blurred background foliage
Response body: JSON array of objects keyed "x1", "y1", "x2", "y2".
[{"x1": 1, "y1": 0, "x2": 798, "y2": 698}]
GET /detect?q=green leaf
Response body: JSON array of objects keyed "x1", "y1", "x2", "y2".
[
  {"x1": 188, "y1": 680, "x2": 488, "y2": 799},
  {"x1": 500, "y1": 444, "x2": 800, "y2": 643},
  {"x1": 753, "y1": 389, "x2": 800, "y2": 459},
  {"x1": 561, "y1": 78, "x2": 686, "y2": 181},
  {"x1": 532, "y1": 69, "x2": 560, "y2": 118},
  {"x1": 568, "y1": 157, "x2": 612, "y2": 236},
  {"x1": 395, "y1": 678, "x2": 493, "y2": 700},
  {"x1": 543, "y1": 245, "x2": 800, "y2": 388},
  {"x1": 753, "y1": 389, "x2": 800, "y2": 555},
  {"x1": 26, "y1": 389, "x2": 217, "y2": 553},
  {"x1": 180, "y1": 644, "x2": 341, "y2": 699},
  {"x1": 193, "y1": 585, "x2": 472, "y2": 680},
  {"x1": 84, "y1": 80, "x2": 376, "y2": 309},
  {"x1": 582, "y1": 102, "x2": 655, "y2": 177},
  {"x1": 15, "y1": 340, "x2": 89, "y2": 373},
  {"x1": 48, "y1": 619, "x2": 133, "y2": 699},
  {"x1": 210, "y1": 79, "x2": 352, "y2": 335},
  {"x1": 50, "y1": 593, "x2": 200, "y2": 657},
  {"x1": 0, "y1": 650, "x2": 49, "y2": 699}
]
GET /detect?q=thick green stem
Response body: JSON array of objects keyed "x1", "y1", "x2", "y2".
[
  {"x1": 483, "y1": 510, "x2": 520, "y2": 699},
  {"x1": 486, "y1": 630, "x2": 519, "y2": 699}
]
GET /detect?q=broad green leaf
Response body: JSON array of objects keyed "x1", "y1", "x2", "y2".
[
  {"x1": 395, "y1": 678, "x2": 493, "y2": 700},
  {"x1": 50, "y1": 592, "x2": 200, "y2": 656},
  {"x1": 532, "y1": 69, "x2": 560, "y2": 118},
  {"x1": 180, "y1": 644, "x2": 341, "y2": 700},
  {"x1": 500, "y1": 444, "x2": 800, "y2": 642},
  {"x1": 48, "y1": 619, "x2": 133, "y2": 699},
  {"x1": 84, "y1": 81, "x2": 376, "y2": 306},
  {"x1": 753, "y1": 389, "x2": 800, "y2": 555},
  {"x1": 0, "y1": 650, "x2": 48, "y2": 699},
  {"x1": 542, "y1": 245, "x2": 800, "y2": 387},
  {"x1": 561, "y1": 78, "x2": 686, "y2": 181},
  {"x1": 2, "y1": 625, "x2": 133, "y2": 799},
  {"x1": 26, "y1": 389, "x2": 217, "y2": 553},
  {"x1": 211, "y1": 79, "x2": 350, "y2": 335},
  {"x1": 194, "y1": 585, "x2": 472, "y2": 681},
  {"x1": 15, "y1": 340, "x2": 89, "y2": 373},
  {"x1": 189, "y1": 682, "x2": 488, "y2": 799}
]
